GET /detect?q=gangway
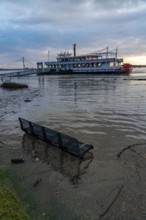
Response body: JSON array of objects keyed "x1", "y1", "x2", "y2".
[{"x1": 0, "y1": 69, "x2": 37, "y2": 77}]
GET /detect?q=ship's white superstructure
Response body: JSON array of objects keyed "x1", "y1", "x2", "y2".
[{"x1": 37, "y1": 45, "x2": 132, "y2": 74}]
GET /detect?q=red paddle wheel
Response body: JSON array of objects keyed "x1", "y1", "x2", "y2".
[{"x1": 121, "y1": 63, "x2": 133, "y2": 74}]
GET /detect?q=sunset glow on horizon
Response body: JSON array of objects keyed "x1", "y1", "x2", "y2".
[{"x1": 125, "y1": 55, "x2": 146, "y2": 65}]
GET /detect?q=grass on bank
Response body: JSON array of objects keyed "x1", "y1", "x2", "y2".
[
  {"x1": 1, "y1": 82, "x2": 28, "y2": 89},
  {"x1": 0, "y1": 169, "x2": 30, "y2": 220}
]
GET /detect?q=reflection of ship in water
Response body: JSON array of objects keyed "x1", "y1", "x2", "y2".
[
  {"x1": 22, "y1": 133, "x2": 93, "y2": 184},
  {"x1": 57, "y1": 76, "x2": 118, "y2": 104}
]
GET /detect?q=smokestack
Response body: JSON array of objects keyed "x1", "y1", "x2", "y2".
[{"x1": 73, "y1": 43, "x2": 76, "y2": 57}]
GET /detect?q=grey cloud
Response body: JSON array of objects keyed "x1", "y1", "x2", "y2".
[
  {"x1": 91, "y1": 0, "x2": 145, "y2": 9},
  {"x1": 1, "y1": 0, "x2": 145, "y2": 28},
  {"x1": 0, "y1": 0, "x2": 146, "y2": 67}
]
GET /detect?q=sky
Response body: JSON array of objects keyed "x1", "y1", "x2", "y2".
[{"x1": 0, "y1": 0, "x2": 146, "y2": 68}]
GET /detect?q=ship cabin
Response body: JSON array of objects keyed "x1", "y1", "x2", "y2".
[
  {"x1": 44, "y1": 50, "x2": 123, "y2": 71},
  {"x1": 37, "y1": 47, "x2": 124, "y2": 73}
]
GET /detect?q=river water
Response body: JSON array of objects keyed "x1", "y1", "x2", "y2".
[{"x1": 1, "y1": 71, "x2": 146, "y2": 219}]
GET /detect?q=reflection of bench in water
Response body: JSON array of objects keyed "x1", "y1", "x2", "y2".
[
  {"x1": 22, "y1": 133, "x2": 93, "y2": 181},
  {"x1": 19, "y1": 118, "x2": 93, "y2": 158}
]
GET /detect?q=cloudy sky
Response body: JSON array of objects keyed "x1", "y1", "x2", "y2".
[{"x1": 0, "y1": 0, "x2": 146, "y2": 68}]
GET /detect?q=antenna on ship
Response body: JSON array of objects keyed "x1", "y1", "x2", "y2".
[
  {"x1": 115, "y1": 48, "x2": 118, "y2": 58},
  {"x1": 106, "y1": 47, "x2": 108, "y2": 66},
  {"x1": 48, "y1": 50, "x2": 50, "y2": 61},
  {"x1": 106, "y1": 47, "x2": 108, "y2": 58}
]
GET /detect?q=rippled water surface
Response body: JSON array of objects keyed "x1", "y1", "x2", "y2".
[{"x1": 1, "y1": 72, "x2": 146, "y2": 219}]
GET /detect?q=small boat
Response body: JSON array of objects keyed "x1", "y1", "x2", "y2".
[{"x1": 37, "y1": 44, "x2": 132, "y2": 75}]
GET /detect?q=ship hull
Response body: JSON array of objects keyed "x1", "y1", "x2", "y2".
[{"x1": 38, "y1": 69, "x2": 129, "y2": 75}]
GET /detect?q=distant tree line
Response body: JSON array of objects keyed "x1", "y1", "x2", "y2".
[{"x1": 132, "y1": 65, "x2": 146, "y2": 68}]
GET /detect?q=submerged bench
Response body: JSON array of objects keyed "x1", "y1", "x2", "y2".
[{"x1": 19, "y1": 118, "x2": 93, "y2": 158}]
